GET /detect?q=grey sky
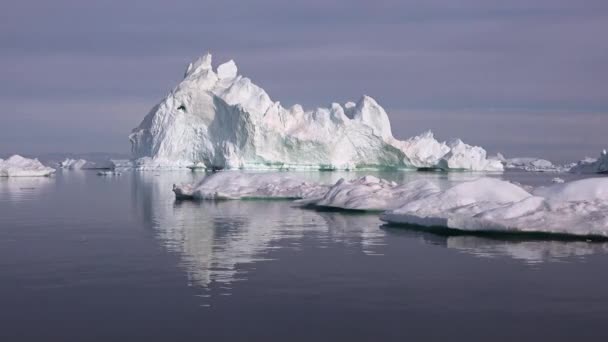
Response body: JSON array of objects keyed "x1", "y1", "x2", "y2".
[{"x1": 1, "y1": 0, "x2": 606, "y2": 162}]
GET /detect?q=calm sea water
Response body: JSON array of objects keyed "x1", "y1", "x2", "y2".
[{"x1": 1, "y1": 170, "x2": 608, "y2": 341}]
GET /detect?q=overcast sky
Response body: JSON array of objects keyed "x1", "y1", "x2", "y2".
[{"x1": 1, "y1": 0, "x2": 607, "y2": 162}]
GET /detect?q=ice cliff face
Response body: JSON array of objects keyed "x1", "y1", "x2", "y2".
[{"x1": 130, "y1": 53, "x2": 502, "y2": 171}]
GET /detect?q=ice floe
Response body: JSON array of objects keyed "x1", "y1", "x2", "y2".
[
  {"x1": 173, "y1": 170, "x2": 608, "y2": 237},
  {"x1": 173, "y1": 172, "x2": 329, "y2": 200},
  {"x1": 381, "y1": 177, "x2": 608, "y2": 237}
]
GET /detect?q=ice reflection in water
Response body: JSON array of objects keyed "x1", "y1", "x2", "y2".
[
  {"x1": 385, "y1": 226, "x2": 608, "y2": 264},
  {"x1": 0, "y1": 177, "x2": 52, "y2": 203},
  {"x1": 133, "y1": 172, "x2": 385, "y2": 289},
  {"x1": 132, "y1": 170, "x2": 608, "y2": 294},
  {"x1": 446, "y1": 236, "x2": 608, "y2": 264}
]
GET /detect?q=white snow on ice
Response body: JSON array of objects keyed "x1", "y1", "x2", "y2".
[
  {"x1": 0, "y1": 155, "x2": 56, "y2": 177},
  {"x1": 130, "y1": 53, "x2": 501, "y2": 172},
  {"x1": 174, "y1": 172, "x2": 608, "y2": 237},
  {"x1": 296, "y1": 176, "x2": 439, "y2": 211},
  {"x1": 381, "y1": 177, "x2": 608, "y2": 237}
]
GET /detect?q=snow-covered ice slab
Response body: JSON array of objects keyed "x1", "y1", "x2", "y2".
[
  {"x1": 0, "y1": 155, "x2": 56, "y2": 177},
  {"x1": 130, "y1": 53, "x2": 501, "y2": 172},
  {"x1": 173, "y1": 172, "x2": 329, "y2": 200},
  {"x1": 297, "y1": 176, "x2": 440, "y2": 211},
  {"x1": 172, "y1": 171, "x2": 608, "y2": 237},
  {"x1": 381, "y1": 177, "x2": 608, "y2": 238}
]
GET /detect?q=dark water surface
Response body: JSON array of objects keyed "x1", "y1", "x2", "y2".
[{"x1": 1, "y1": 170, "x2": 608, "y2": 341}]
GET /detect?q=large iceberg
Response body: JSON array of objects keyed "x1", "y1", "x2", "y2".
[
  {"x1": 130, "y1": 53, "x2": 502, "y2": 172},
  {"x1": 0, "y1": 155, "x2": 56, "y2": 177}
]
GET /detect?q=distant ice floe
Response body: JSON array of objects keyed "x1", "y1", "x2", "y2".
[
  {"x1": 60, "y1": 158, "x2": 114, "y2": 170},
  {"x1": 97, "y1": 170, "x2": 122, "y2": 176},
  {"x1": 175, "y1": 172, "x2": 608, "y2": 238},
  {"x1": 497, "y1": 149, "x2": 608, "y2": 174},
  {"x1": 0, "y1": 155, "x2": 55, "y2": 177},
  {"x1": 496, "y1": 153, "x2": 565, "y2": 172},
  {"x1": 129, "y1": 53, "x2": 501, "y2": 172}
]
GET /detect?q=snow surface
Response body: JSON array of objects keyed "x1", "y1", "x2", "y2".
[
  {"x1": 173, "y1": 172, "x2": 329, "y2": 200},
  {"x1": 0, "y1": 155, "x2": 56, "y2": 177},
  {"x1": 296, "y1": 176, "x2": 439, "y2": 211},
  {"x1": 381, "y1": 177, "x2": 608, "y2": 237},
  {"x1": 130, "y1": 53, "x2": 501, "y2": 172}
]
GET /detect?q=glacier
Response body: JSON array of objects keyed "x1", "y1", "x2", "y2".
[
  {"x1": 130, "y1": 53, "x2": 502, "y2": 172},
  {"x1": 0, "y1": 155, "x2": 56, "y2": 177}
]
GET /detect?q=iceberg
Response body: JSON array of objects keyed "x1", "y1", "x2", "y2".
[
  {"x1": 59, "y1": 158, "x2": 88, "y2": 169},
  {"x1": 172, "y1": 172, "x2": 329, "y2": 200},
  {"x1": 381, "y1": 177, "x2": 608, "y2": 237},
  {"x1": 59, "y1": 158, "x2": 114, "y2": 170},
  {"x1": 496, "y1": 154, "x2": 563, "y2": 172},
  {"x1": 569, "y1": 150, "x2": 608, "y2": 174},
  {"x1": 0, "y1": 155, "x2": 56, "y2": 177},
  {"x1": 130, "y1": 53, "x2": 502, "y2": 172}
]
